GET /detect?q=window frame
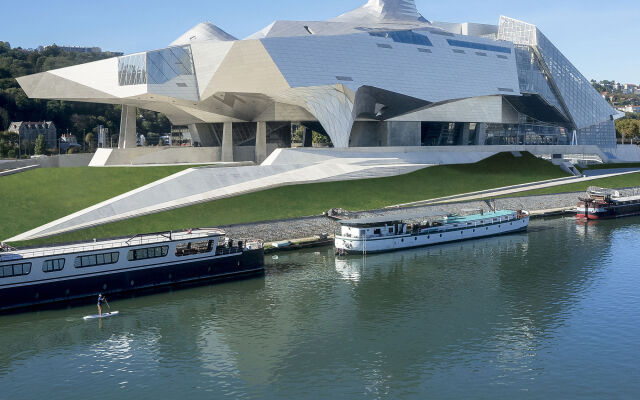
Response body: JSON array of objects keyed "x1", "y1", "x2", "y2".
[
  {"x1": 0, "y1": 262, "x2": 32, "y2": 278},
  {"x1": 43, "y1": 258, "x2": 65, "y2": 273},
  {"x1": 75, "y1": 252, "x2": 120, "y2": 269}
]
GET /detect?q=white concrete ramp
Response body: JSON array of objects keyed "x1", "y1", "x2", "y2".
[{"x1": 7, "y1": 160, "x2": 427, "y2": 242}]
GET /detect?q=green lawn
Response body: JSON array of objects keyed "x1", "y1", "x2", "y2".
[
  {"x1": 1, "y1": 166, "x2": 194, "y2": 241},
  {"x1": 499, "y1": 172, "x2": 640, "y2": 198},
  {"x1": 10, "y1": 152, "x2": 568, "y2": 246}
]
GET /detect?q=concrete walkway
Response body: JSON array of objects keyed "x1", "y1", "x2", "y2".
[
  {"x1": 389, "y1": 169, "x2": 640, "y2": 208},
  {"x1": 0, "y1": 165, "x2": 39, "y2": 177}
]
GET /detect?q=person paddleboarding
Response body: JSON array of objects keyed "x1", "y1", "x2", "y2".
[{"x1": 97, "y1": 293, "x2": 107, "y2": 316}]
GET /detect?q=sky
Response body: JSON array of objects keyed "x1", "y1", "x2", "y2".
[{"x1": 1, "y1": 0, "x2": 638, "y2": 83}]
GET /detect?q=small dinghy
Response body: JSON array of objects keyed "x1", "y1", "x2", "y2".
[{"x1": 83, "y1": 311, "x2": 119, "y2": 320}]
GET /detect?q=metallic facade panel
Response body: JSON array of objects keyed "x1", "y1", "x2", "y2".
[{"x1": 261, "y1": 30, "x2": 521, "y2": 103}]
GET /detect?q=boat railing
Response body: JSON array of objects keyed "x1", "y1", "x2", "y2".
[
  {"x1": 12, "y1": 229, "x2": 226, "y2": 260},
  {"x1": 335, "y1": 214, "x2": 520, "y2": 240}
]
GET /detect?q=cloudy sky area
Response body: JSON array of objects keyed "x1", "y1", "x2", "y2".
[{"x1": 2, "y1": 0, "x2": 638, "y2": 83}]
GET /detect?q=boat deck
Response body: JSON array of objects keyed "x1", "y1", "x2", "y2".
[
  {"x1": 444, "y1": 210, "x2": 515, "y2": 224},
  {"x1": 3, "y1": 229, "x2": 225, "y2": 260}
]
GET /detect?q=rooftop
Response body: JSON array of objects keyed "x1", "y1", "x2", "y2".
[
  {"x1": 2, "y1": 228, "x2": 225, "y2": 260},
  {"x1": 339, "y1": 210, "x2": 516, "y2": 226}
]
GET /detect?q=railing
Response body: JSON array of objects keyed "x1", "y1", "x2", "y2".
[
  {"x1": 336, "y1": 214, "x2": 520, "y2": 240},
  {"x1": 11, "y1": 229, "x2": 227, "y2": 260}
]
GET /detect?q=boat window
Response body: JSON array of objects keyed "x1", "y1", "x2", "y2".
[
  {"x1": 128, "y1": 246, "x2": 169, "y2": 261},
  {"x1": 389, "y1": 228, "x2": 394, "y2": 233},
  {"x1": 0, "y1": 262, "x2": 32, "y2": 278},
  {"x1": 43, "y1": 258, "x2": 65, "y2": 273},
  {"x1": 74, "y1": 252, "x2": 119, "y2": 268},
  {"x1": 176, "y1": 240, "x2": 214, "y2": 257},
  {"x1": 374, "y1": 228, "x2": 381, "y2": 235}
]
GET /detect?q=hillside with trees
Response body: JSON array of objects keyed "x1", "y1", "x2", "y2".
[{"x1": 0, "y1": 41, "x2": 170, "y2": 157}]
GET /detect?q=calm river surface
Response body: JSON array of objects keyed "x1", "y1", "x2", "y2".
[{"x1": 1, "y1": 217, "x2": 639, "y2": 399}]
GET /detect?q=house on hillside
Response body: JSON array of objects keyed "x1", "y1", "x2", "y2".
[
  {"x1": 623, "y1": 84, "x2": 639, "y2": 95},
  {"x1": 8, "y1": 121, "x2": 57, "y2": 148}
]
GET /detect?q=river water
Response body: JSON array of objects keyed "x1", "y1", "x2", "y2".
[{"x1": 1, "y1": 217, "x2": 639, "y2": 399}]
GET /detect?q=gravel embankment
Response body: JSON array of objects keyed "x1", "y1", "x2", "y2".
[{"x1": 222, "y1": 192, "x2": 585, "y2": 243}]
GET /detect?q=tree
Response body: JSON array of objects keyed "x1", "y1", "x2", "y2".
[
  {"x1": 34, "y1": 134, "x2": 45, "y2": 155},
  {"x1": 85, "y1": 132, "x2": 96, "y2": 152},
  {"x1": 312, "y1": 131, "x2": 332, "y2": 146},
  {"x1": 616, "y1": 119, "x2": 640, "y2": 144}
]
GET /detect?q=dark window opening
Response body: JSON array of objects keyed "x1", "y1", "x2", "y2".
[
  {"x1": 74, "y1": 252, "x2": 119, "y2": 268},
  {"x1": 43, "y1": 259, "x2": 65, "y2": 273},
  {"x1": 128, "y1": 246, "x2": 169, "y2": 261},
  {"x1": 176, "y1": 240, "x2": 214, "y2": 257}
]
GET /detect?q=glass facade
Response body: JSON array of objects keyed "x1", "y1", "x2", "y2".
[
  {"x1": 369, "y1": 30, "x2": 433, "y2": 46},
  {"x1": 513, "y1": 45, "x2": 566, "y2": 118},
  {"x1": 118, "y1": 45, "x2": 195, "y2": 86},
  {"x1": 421, "y1": 117, "x2": 569, "y2": 147},
  {"x1": 118, "y1": 53, "x2": 147, "y2": 86},
  {"x1": 447, "y1": 39, "x2": 511, "y2": 54},
  {"x1": 576, "y1": 120, "x2": 617, "y2": 148},
  {"x1": 498, "y1": 16, "x2": 616, "y2": 148},
  {"x1": 484, "y1": 120, "x2": 569, "y2": 146},
  {"x1": 536, "y1": 32, "x2": 615, "y2": 132},
  {"x1": 147, "y1": 46, "x2": 195, "y2": 85}
]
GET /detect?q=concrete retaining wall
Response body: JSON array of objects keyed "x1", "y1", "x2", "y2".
[
  {"x1": 263, "y1": 145, "x2": 622, "y2": 166},
  {"x1": 90, "y1": 147, "x2": 223, "y2": 166},
  {"x1": 0, "y1": 153, "x2": 93, "y2": 169}
]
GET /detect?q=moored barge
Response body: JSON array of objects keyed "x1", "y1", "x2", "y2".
[
  {"x1": 577, "y1": 187, "x2": 640, "y2": 220},
  {"x1": 335, "y1": 209, "x2": 529, "y2": 255},
  {"x1": 0, "y1": 229, "x2": 263, "y2": 312}
]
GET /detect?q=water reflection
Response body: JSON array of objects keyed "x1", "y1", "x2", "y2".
[{"x1": 1, "y1": 218, "x2": 639, "y2": 399}]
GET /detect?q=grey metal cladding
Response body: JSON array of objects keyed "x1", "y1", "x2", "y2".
[{"x1": 261, "y1": 31, "x2": 521, "y2": 103}]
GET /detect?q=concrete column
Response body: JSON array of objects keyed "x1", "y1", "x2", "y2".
[
  {"x1": 118, "y1": 105, "x2": 137, "y2": 149},
  {"x1": 475, "y1": 123, "x2": 487, "y2": 145},
  {"x1": 302, "y1": 126, "x2": 313, "y2": 147},
  {"x1": 255, "y1": 121, "x2": 267, "y2": 164},
  {"x1": 221, "y1": 122, "x2": 233, "y2": 162},
  {"x1": 460, "y1": 123, "x2": 471, "y2": 145}
]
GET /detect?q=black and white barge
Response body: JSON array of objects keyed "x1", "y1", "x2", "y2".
[{"x1": 0, "y1": 229, "x2": 264, "y2": 312}]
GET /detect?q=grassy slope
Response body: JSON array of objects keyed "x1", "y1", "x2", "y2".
[
  {"x1": 12, "y1": 152, "x2": 568, "y2": 245},
  {"x1": 1, "y1": 166, "x2": 193, "y2": 240},
  {"x1": 501, "y1": 172, "x2": 640, "y2": 198}
]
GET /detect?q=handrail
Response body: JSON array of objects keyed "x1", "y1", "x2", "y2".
[
  {"x1": 336, "y1": 213, "x2": 522, "y2": 240},
  {"x1": 10, "y1": 229, "x2": 227, "y2": 260}
]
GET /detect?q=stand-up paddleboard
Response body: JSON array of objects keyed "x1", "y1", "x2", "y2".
[{"x1": 83, "y1": 311, "x2": 119, "y2": 320}]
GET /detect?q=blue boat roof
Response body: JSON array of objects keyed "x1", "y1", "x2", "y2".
[{"x1": 339, "y1": 210, "x2": 515, "y2": 226}]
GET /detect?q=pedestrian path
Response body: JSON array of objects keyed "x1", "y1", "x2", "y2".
[{"x1": 388, "y1": 169, "x2": 640, "y2": 208}]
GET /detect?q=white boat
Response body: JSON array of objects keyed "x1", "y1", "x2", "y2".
[
  {"x1": 335, "y1": 210, "x2": 530, "y2": 255},
  {"x1": 0, "y1": 228, "x2": 264, "y2": 312}
]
